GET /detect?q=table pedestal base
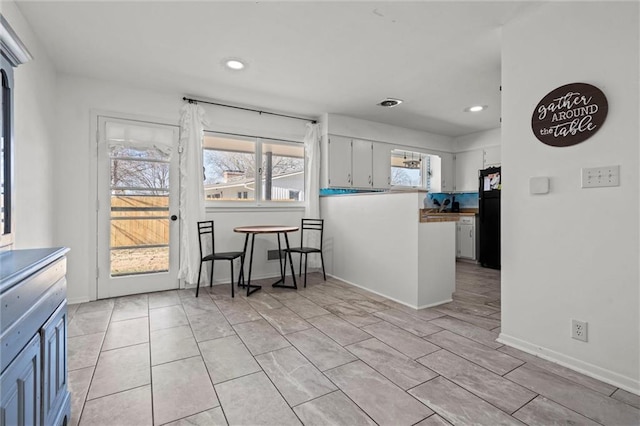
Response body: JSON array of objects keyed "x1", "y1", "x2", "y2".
[
  {"x1": 238, "y1": 282, "x2": 262, "y2": 295},
  {"x1": 238, "y1": 228, "x2": 298, "y2": 296}
]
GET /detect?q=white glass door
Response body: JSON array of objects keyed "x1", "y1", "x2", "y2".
[{"x1": 97, "y1": 116, "x2": 179, "y2": 298}]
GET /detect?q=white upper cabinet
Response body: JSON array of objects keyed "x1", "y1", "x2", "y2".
[
  {"x1": 483, "y1": 145, "x2": 501, "y2": 168},
  {"x1": 439, "y1": 152, "x2": 455, "y2": 192},
  {"x1": 372, "y1": 142, "x2": 391, "y2": 189},
  {"x1": 454, "y1": 150, "x2": 483, "y2": 192},
  {"x1": 352, "y1": 139, "x2": 373, "y2": 188},
  {"x1": 327, "y1": 135, "x2": 352, "y2": 187},
  {"x1": 324, "y1": 135, "x2": 391, "y2": 190}
]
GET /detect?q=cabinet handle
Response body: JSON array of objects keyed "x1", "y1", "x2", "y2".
[
  {"x1": 470, "y1": 229, "x2": 473, "y2": 238},
  {"x1": 348, "y1": 173, "x2": 351, "y2": 184},
  {"x1": 369, "y1": 175, "x2": 372, "y2": 185}
]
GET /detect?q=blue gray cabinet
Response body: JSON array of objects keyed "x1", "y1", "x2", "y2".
[
  {"x1": 0, "y1": 248, "x2": 70, "y2": 426},
  {"x1": 0, "y1": 334, "x2": 41, "y2": 426}
]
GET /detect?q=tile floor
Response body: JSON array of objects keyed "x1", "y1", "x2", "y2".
[{"x1": 67, "y1": 262, "x2": 640, "y2": 426}]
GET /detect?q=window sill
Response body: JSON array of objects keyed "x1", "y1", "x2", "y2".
[{"x1": 205, "y1": 203, "x2": 306, "y2": 213}]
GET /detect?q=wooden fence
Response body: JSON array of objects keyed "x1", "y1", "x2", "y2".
[{"x1": 110, "y1": 195, "x2": 169, "y2": 248}]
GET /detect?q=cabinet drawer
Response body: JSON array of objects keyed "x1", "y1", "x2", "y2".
[
  {"x1": 1, "y1": 258, "x2": 66, "y2": 336},
  {"x1": 0, "y1": 277, "x2": 66, "y2": 372},
  {"x1": 459, "y1": 216, "x2": 475, "y2": 225}
]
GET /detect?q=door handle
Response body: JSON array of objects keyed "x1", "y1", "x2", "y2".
[{"x1": 171, "y1": 215, "x2": 178, "y2": 221}]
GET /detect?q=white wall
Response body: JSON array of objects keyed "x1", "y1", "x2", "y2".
[
  {"x1": 3, "y1": 1, "x2": 58, "y2": 249},
  {"x1": 454, "y1": 127, "x2": 500, "y2": 153},
  {"x1": 55, "y1": 74, "x2": 306, "y2": 303},
  {"x1": 55, "y1": 75, "x2": 182, "y2": 303},
  {"x1": 321, "y1": 192, "x2": 455, "y2": 308},
  {"x1": 326, "y1": 113, "x2": 453, "y2": 153},
  {"x1": 501, "y1": 2, "x2": 639, "y2": 393},
  {"x1": 203, "y1": 209, "x2": 304, "y2": 286},
  {"x1": 418, "y1": 221, "x2": 456, "y2": 307}
]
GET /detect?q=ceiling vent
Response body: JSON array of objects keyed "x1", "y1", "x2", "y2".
[{"x1": 377, "y1": 98, "x2": 403, "y2": 108}]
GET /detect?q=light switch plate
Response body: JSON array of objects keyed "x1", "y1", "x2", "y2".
[{"x1": 581, "y1": 165, "x2": 620, "y2": 188}]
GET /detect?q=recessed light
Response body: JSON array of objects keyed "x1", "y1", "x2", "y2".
[
  {"x1": 224, "y1": 59, "x2": 245, "y2": 70},
  {"x1": 378, "y1": 98, "x2": 403, "y2": 108},
  {"x1": 465, "y1": 105, "x2": 487, "y2": 112}
]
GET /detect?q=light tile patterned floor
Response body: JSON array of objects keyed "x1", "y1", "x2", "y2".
[{"x1": 67, "y1": 262, "x2": 640, "y2": 426}]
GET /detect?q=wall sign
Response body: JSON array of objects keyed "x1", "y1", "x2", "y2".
[{"x1": 532, "y1": 82, "x2": 608, "y2": 147}]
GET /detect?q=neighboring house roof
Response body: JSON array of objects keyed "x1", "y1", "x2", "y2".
[{"x1": 204, "y1": 171, "x2": 303, "y2": 191}]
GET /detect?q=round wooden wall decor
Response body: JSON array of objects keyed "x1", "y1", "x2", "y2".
[{"x1": 531, "y1": 82, "x2": 608, "y2": 147}]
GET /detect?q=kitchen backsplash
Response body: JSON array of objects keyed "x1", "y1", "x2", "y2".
[{"x1": 425, "y1": 192, "x2": 479, "y2": 209}]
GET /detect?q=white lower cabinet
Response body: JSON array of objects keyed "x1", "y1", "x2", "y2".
[{"x1": 456, "y1": 216, "x2": 476, "y2": 260}]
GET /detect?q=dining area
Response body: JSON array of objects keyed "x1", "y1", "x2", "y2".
[{"x1": 195, "y1": 219, "x2": 326, "y2": 299}]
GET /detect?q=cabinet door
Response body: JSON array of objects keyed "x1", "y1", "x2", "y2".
[
  {"x1": 0, "y1": 334, "x2": 41, "y2": 426},
  {"x1": 439, "y1": 153, "x2": 455, "y2": 192},
  {"x1": 352, "y1": 139, "x2": 373, "y2": 188},
  {"x1": 41, "y1": 302, "x2": 68, "y2": 426},
  {"x1": 456, "y1": 223, "x2": 475, "y2": 259},
  {"x1": 483, "y1": 146, "x2": 501, "y2": 168},
  {"x1": 327, "y1": 135, "x2": 352, "y2": 187},
  {"x1": 454, "y1": 150, "x2": 483, "y2": 192},
  {"x1": 372, "y1": 142, "x2": 391, "y2": 189}
]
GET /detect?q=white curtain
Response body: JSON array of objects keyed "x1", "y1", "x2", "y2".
[
  {"x1": 303, "y1": 122, "x2": 321, "y2": 267},
  {"x1": 178, "y1": 103, "x2": 206, "y2": 285}
]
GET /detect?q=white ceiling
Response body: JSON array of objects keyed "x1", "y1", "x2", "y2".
[{"x1": 17, "y1": 1, "x2": 538, "y2": 137}]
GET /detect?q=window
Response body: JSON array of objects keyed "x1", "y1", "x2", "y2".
[
  {"x1": 203, "y1": 132, "x2": 305, "y2": 205},
  {"x1": 391, "y1": 150, "x2": 424, "y2": 188},
  {"x1": 1, "y1": 62, "x2": 14, "y2": 249},
  {"x1": 390, "y1": 149, "x2": 439, "y2": 190},
  {"x1": 1, "y1": 16, "x2": 31, "y2": 250}
]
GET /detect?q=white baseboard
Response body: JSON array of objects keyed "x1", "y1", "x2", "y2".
[
  {"x1": 417, "y1": 298, "x2": 453, "y2": 309},
  {"x1": 498, "y1": 332, "x2": 640, "y2": 395},
  {"x1": 184, "y1": 272, "x2": 292, "y2": 289},
  {"x1": 326, "y1": 274, "x2": 451, "y2": 310},
  {"x1": 67, "y1": 297, "x2": 90, "y2": 305}
]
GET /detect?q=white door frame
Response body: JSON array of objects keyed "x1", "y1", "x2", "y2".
[{"x1": 91, "y1": 112, "x2": 181, "y2": 299}]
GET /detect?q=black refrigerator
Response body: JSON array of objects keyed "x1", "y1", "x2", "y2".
[{"x1": 479, "y1": 167, "x2": 501, "y2": 269}]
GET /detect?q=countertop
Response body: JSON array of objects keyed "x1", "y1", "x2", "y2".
[
  {"x1": 320, "y1": 189, "x2": 427, "y2": 197},
  {"x1": 0, "y1": 247, "x2": 69, "y2": 294},
  {"x1": 419, "y1": 209, "x2": 478, "y2": 223}
]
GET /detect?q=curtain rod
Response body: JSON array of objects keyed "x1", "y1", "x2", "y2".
[{"x1": 182, "y1": 97, "x2": 317, "y2": 124}]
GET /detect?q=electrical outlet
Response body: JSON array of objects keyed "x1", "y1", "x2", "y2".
[
  {"x1": 581, "y1": 166, "x2": 620, "y2": 188},
  {"x1": 571, "y1": 319, "x2": 588, "y2": 342}
]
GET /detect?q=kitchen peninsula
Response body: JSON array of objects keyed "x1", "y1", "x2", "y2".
[{"x1": 320, "y1": 191, "x2": 455, "y2": 308}]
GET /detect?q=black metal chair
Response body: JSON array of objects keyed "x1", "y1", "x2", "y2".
[
  {"x1": 284, "y1": 218, "x2": 326, "y2": 288},
  {"x1": 196, "y1": 221, "x2": 244, "y2": 298}
]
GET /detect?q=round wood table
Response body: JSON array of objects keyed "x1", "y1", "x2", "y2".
[{"x1": 233, "y1": 225, "x2": 299, "y2": 296}]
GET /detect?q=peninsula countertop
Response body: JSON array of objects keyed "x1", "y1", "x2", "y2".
[{"x1": 419, "y1": 209, "x2": 478, "y2": 223}]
